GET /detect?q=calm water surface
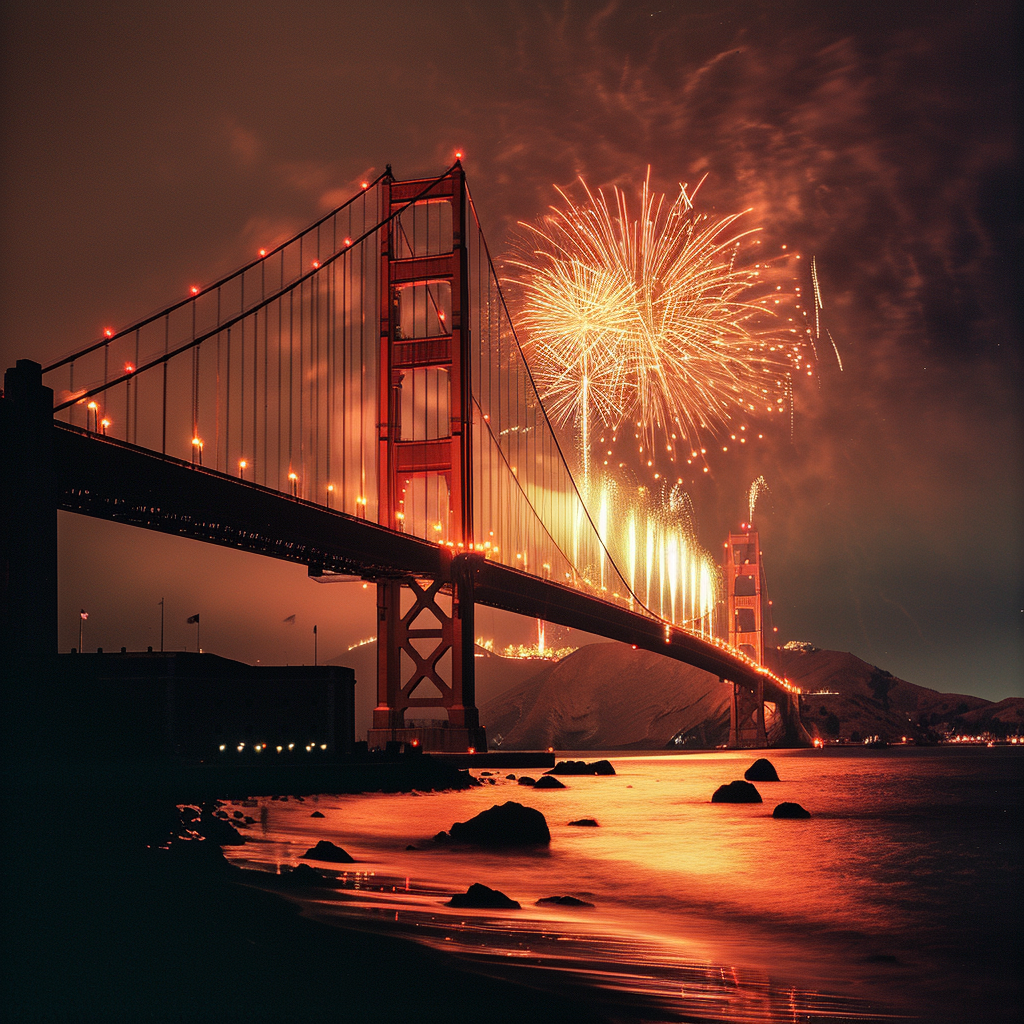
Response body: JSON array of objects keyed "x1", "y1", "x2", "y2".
[{"x1": 224, "y1": 747, "x2": 1022, "y2": 1023}]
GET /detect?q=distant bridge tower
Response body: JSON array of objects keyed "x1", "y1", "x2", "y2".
[
  {"x1": 724, "y1": 525, "x2": 767, "y2": 747},
  {"x1": 368, "y1": 163, "x2": 486, "y2": 753}
]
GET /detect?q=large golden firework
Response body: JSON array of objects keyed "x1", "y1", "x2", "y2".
[{"x1": 508, "y1": 172, "x2": 799, "y2": 475}]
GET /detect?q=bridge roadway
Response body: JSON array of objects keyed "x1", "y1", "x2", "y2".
[{"x1": 54, "y1": 423, "x2": 783, "y2": 699}]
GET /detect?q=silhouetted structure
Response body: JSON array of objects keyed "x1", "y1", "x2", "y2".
[{"x1": 53, "y1": 650, "x2": 355, "y2": 763}]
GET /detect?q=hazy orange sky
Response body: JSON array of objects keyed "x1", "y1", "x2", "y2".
[{"x1": 2, "y1": 1, "x2": 1020, "y2": 701}]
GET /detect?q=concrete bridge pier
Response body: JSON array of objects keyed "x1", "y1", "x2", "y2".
[
  {"x1": 726, "y1": 675, "x2": 768, "y2": 748},
  {"x1": 1, "y1": 361, "x2": 58, "y2": 761}
]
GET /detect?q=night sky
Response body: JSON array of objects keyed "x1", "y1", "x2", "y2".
[{"x1": 2, "y1": 1, "x2": 1020, "y2": 702}]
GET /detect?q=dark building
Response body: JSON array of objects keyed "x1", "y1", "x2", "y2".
[{"x1": 54, "y1": 651, "x2": 355, "y2": 763}]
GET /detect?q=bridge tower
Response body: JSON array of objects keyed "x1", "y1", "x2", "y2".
[
  {"x1": 368, "y1": 164, "x2": 486, "y2": 753},
  {"x1": 724, "y1": 525, "x2": 767, "y2": 747}
]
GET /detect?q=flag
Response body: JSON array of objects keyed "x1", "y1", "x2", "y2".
[
  {"x1": 186, "y1": 614, "x2": 199, "y2": 624},
  {"x1": 80, "y1": 610, "x2": 88, "y2": 620},
  {"x1": 283, "y1": 614, "x2": 296, "y2": 624}
]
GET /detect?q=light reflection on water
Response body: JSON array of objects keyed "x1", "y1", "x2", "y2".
[{"x1": 224, "y1": 747, "x2": 1022, "y2": 1023}]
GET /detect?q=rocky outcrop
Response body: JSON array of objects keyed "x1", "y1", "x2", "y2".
[
  {"x1": 547, "y1": 759, "x2": 615, "y2": 776},
  {"x1": 301, "y1": 840, "x2": 355, "y2": 863},
  {"x1": 439, "y1": 802, "x2": 551, "y2": 847},
  {"x1": 533, "y1": 776, "x2": 566, "y2": 789},
  {"x1": 447, "y1": 883, "x2": 520, "y2": 909},
  {"x1": 711, "y1": 780, "x2": 762, "y2": 803},
  {"x1": 568, "y1": 818, "x2": 598, "y2": 827},
  {"x1": 744, "y1": 758, "x2": 779, "y2": 782},
  {"x1": 773, "y1": 802, "x2": 811, "y2": 819},
  {"x1": 536, "y1": 895, "x2": 594, "y2": 907}
]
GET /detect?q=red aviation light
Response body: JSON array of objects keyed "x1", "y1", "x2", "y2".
[
  {"x1": 312, "y1": 260, "x2": 320, "y2": 269},
  {"x1": 124, "y1": 362, "x2": 135, "y2": 374},
  {"x1": 360, "y1": 181, "x2": 369, "y2": 189},
  {"x1": 190, "y1": 285, "x2": 200, "y2": 295},
  {"x1": 103, "y1": 328, "x2": 114, "y2": 339},
  {"x1": 258, "y1": 248, "x2": 267, "y2": 257}
]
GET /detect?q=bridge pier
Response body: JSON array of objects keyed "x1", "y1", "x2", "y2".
[
  {"x1": 726, "y1": 675, "x2": 769, "y2": 749},
  {"x1": 367, "y1": 557, "x2": 486, "y2": 753},
  {"x1": 1, "y1": 360, "x2": 58, "y2": 692}
]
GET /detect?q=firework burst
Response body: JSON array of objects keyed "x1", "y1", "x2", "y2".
[{"x1": 508, "y1": 171, "x2": 802, "y2": 476}]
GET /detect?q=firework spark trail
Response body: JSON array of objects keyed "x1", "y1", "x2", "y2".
[
  {"x1": 748, "y1": 475, "x2": 770, "y2": 524},
  {"x1": 507, "y1": 170, "x2": 802, "y2": 478},
  {"x1": 811, "y1": 255, "x2": 843, "y2": 371}
]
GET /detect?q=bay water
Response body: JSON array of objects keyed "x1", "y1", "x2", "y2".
[{"x1": 224, "y1": 746, "x2": 1022, "y2": 1023}]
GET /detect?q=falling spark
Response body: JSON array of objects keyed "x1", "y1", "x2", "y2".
[
  {"x1": 748, "y1": 475, "x2": 769, "y2": 524},
  {"x1": 811, "y1": 256, "x2": 843, "y2": 371}
]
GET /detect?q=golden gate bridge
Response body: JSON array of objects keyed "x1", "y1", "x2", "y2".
[{"x1": 2, "y1": 161, "x2": 810, "y2": 750}]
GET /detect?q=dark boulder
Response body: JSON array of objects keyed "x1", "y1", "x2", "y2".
[
  {"x1": 310, "y1": 810, "x2": 325, "y2": 818},
  {"x1": 548, "y1": 759, "x2": 615, "y2": 776},
  {"x1": 517, "y1": 776, "x2": 536, "y2": 787},
  {"x1": 744, "y1": 758, "x2": 779, "y2": 782},
  {"x1": 447, "y1": 801, "x2": 550, "y2": 846},
  {"x1": 447, "y1": 883, "x2": 521, "y2": 909},
  {"x1": 283, "y1": 863, "x2": 326, "y2": 885},
  {"x1": 711, "y1": 780, "x2": 762, "y2": 803},
  {"x1": 433, "y1": 830, "x2": 451, "y2": 844},
  {"x1": 534, "y1": 776, "x2": 566, "y2": 790},
  {"x1": 773, "y1": 802, "x2": 811, "y2": 819},
  {"x1": 506, "y1": 774, "x2": 516, "y2": 780},
  {"x1": 301, "y1": 840, "x2": 355, "y2": 863},
  {"x1": 199, "y1": 813, "x2": 247, "y2": 846},
  {"x1": 536, "y1": 895, "x2": 594, "y2": 908},
  {"x1": 568, "y1": 818, "x2": 598, "y2": 827}
]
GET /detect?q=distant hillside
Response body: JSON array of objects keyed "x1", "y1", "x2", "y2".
[
  {"x1": 768, "y1": 647, "x2": 1024, "y2": 743},
  {"x1": 480, "y1": 644, "x2": 733, "y2": 750},
  {"x1": 333, "y1": 639, "x2": 1022, "y2": 749}
]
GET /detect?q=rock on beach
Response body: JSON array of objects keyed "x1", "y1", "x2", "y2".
[
  {"x1": 301, "y1": 840, "x2": 355, "y2": 862},
  {"x1": 440, "y1": 801, "x2": 551, "y2": 846},
  {"x1": 447, "y1": 883, "x2": 521, "y2": 909},
  {"x1": 547, "y1": 759, "x2": 615, "y2": 776}
]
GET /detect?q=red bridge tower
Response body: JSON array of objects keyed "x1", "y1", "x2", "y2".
[
  {"x1": 367, "y1": 164, "x2": 486, "y2": 753},
  {"x1": 724, "y1": 525, "x2": 768, "y2": 747}
]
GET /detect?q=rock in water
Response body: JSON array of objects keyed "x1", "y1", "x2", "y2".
[
  {"x1": 447, "y1": 883, "x2": 521, "y2": 909},
  {"x1": 568, "y1": 818, "x2": 598, "y2": 827},
  {"x1": 534, "y1": 776, "x2": 566, "y2": 789},
  {"x1": 711, "y1": 780, "x2": 762, "y2": 803},
  {"x1": 547, "y1": 759, "x2": 616, "y2": 776},
  {"x1": 310, "y1": 810, "x2": 325, "y2": 818},
  {"x1": 536, "y1": 895, "x2": 595, "y2": 908},
  {"x1": 447, "y1": 801, "x2": 550, "y2": 846},
  {"x1": 773, "y1": 802, "x2": 811, "y2": 819},
  {"x1": 301, "y1": 840, "x2": 355, "y2": 862},
  {"x1": 744, "y1": 758, "x2": 779, "y2": 782},
  {"x1": 517, "y1": 776, "x2": 536, "y2": 786}
]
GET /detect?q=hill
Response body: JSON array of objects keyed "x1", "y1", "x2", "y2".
[
  {"x1": 769, "y1": 646, "x2": 1024, "y2": 743},
  {"x1": 333, "y1": 639, "x2": 1022, "y2": 749},
  {"x1": 480, "y1": 644, "x2": 732, "y2": 750}
]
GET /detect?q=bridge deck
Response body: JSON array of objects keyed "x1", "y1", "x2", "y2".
[{"x1": 53, "y1": 423, "x2": 781, "y2": 698}]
